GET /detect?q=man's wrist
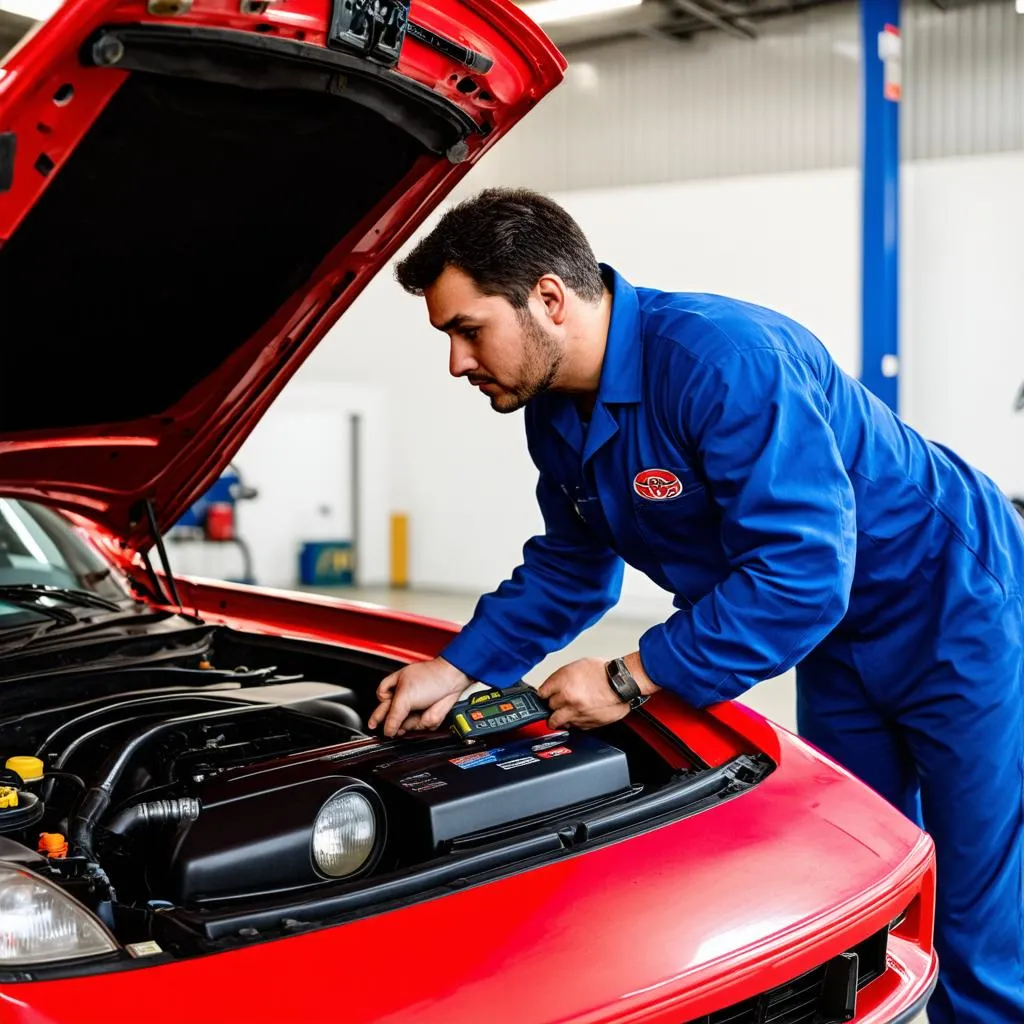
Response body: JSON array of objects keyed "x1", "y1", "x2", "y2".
[{"x1": 435, "y1": 656, "x2": 473, "y2": 694}]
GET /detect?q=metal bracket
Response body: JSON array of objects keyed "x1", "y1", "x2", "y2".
[
  {"x1": 328, "y1": 0, "x2": 408, "y2": 68},
  {"x1": 0, "y1": 133, "x2": 15, "y2": 193}
]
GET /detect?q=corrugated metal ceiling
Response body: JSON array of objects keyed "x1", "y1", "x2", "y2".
[{"x1": 536, "y1": 0, "x2": 993, "y2": 51}]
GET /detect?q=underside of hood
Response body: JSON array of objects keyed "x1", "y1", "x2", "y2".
[{"x1": 0, "y1": 0, "x2": 563, "y2": 551}]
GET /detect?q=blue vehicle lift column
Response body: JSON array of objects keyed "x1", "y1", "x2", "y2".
[{"x1": 860, "y1": 0, "x2": 901, "y2": 412}]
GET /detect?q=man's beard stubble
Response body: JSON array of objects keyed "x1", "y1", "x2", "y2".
[{"x1": 489, "y1": 311, "x2": 564, "y2": 414}]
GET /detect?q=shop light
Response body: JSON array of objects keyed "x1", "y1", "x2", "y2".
[
  {"x1": 519, "y1": 0, "x2": 643, "y2": 26},
  {"x1": 0, "y1": 0, "x2": 60, "y2": 19}
]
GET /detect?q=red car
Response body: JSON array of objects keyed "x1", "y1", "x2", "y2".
[{"x1": 0, "y1": 1, "x2": 936, "y2": 1021}]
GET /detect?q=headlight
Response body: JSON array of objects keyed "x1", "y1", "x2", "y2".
[
  {"x1": 0, "y1": 865, "x2": 117, "y2": 966},
  {"x1": 312, "y1": 789, "x2": 378, "y2": 878}
]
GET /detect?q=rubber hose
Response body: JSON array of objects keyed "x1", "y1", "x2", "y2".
[{"x1": 105, "y1": 797, "x2": 201, "y2": 836}]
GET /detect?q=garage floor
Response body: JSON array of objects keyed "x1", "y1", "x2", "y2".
[{"x1": 310, "y1": 586, "x2": 929, "y2": 1024}]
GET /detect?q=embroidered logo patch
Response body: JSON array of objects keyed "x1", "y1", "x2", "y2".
[{"x1": 633, "y1": 468, "x2": 683, "y2": 501}]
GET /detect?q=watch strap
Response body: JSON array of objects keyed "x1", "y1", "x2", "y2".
[{"x1": 606, "y1": 657, "x2": 648, "y2": 709}]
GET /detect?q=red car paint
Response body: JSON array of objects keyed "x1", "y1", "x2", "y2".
[{"x1": 0, "y1": 1, "x2": 937, "y2": 1020}]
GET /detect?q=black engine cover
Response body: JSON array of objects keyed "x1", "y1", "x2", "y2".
[
  {"x1": 157, "y1": 730, "x2": 630, "y2": 905},
  {"x1": 370, "y1": 732, "x2": 630, "y2": 854}
]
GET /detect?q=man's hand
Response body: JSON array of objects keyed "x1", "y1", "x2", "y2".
[
  {"x1": 368, "y1": 657, "x2": 473, "y2": 738},
  {"x1": 537, "y1": 652, "x2": 661, "y2": 731}
]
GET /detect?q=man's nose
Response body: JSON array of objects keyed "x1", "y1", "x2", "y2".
[{"x1": 449, "y1": 339, "x2": 478, "y2": 378}]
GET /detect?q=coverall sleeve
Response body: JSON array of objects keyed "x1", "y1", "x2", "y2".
[
  {"x1": 638, "y1": 341, "x2": 857, "y2": 706},
  {"x1": 439, "y1": 473, "x2": 624, "y2": 686}
]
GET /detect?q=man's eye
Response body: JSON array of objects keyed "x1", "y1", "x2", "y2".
[{"x1": 463, "y1": 328, "x2": 479, "y2": 341}]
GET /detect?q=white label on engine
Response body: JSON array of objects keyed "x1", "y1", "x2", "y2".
[
  {"x1": 126, "y1": 941, "x2": 163, "y2": 958},
  {"x1": 497, "y1": 756, "x2": 539, "y2": 770}
]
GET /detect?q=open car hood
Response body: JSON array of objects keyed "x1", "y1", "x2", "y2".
[{"x1": 0, "y1": 0, "x2": 563, "y2": 551}]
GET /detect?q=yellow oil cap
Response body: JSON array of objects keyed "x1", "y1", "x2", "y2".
[
  {"x1": 0, "y1": 787, "x2": 18, "y2": 809},
  {"x1": 6, "y1": 756, "x2": 43, "y2": 782}
]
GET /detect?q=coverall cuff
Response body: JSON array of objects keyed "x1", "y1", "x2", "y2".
[
  {"x1": 638, "y1": 625, "x2": 719, "y2": 709},
  {"x1": 439, "y1": 628, "x2": 528, "y2": 689}
]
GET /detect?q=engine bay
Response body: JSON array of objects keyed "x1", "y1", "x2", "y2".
[{"x1": 0, "y1": 628, "x2": 770, "y2": 978}]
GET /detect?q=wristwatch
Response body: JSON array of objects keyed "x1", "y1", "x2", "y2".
[{"x1": 605, "y1": 657, "x2": 650, "y2": 710}]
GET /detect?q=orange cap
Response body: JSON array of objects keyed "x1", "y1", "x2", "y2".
[{"x1": 38, "y1": 832, "x2": 68, "y2": 858}]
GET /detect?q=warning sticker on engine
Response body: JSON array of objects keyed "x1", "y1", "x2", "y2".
[
  {"x1": 399, "y1": 771, "x2": 447, "y2": 792},
  {"x1": 532, "y1": 739, "x2": 570, "y2": 753},
  {"x1": 536, "y1": 746, "x2": 572, "y2": 759},
  {"x1": 449, "y1": 751, "x2": 498, "y2": 769},
  {"x1": 497, "y1": 756, "x2": 539, "y2": 771}
]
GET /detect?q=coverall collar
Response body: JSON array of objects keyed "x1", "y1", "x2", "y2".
[
  {"x1": 550, "y1": 264, "x2": 642, "y2": 461},
  {"x1": 593, "y1": 264, "x2": 643, "y2": 405}
]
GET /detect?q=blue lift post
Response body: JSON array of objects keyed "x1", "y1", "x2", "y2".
[{"x1": 860, "y1": 0, "x2": 901, "y2": 413}]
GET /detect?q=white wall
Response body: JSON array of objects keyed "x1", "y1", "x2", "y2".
[
  {"x1": 299, "y1": 150, "x2": 1023, "y2": 622},
  {"x1": 171, "y1": 381, "x2": 391, "y2": 589},
  {"x1": 901, "y1": 151, "x2": 1024, "y2": 494}
]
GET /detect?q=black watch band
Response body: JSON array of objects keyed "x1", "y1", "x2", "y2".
[{"x1": 605, "y1": 657, "x2": 649, "y2": 710}]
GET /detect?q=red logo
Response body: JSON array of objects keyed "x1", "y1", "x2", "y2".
[
  {"x1": 537, "y1": 747, "x2": 572, "y2": 759},
  {"x1": 633, "y1": 469, "x2": 683, "y2": 501}
]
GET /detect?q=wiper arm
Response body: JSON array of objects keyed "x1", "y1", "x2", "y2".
[
  {"x1": 0, "y1": 584, "x2": 124, "y2": 614},
  {"x1": 0, "y1": 595, "x2": 77, "y2": 627}
]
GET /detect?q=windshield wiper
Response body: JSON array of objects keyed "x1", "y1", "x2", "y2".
[
  {"x1": 0, "y1": 584, "x2": 125, "y2": 614},
  {"x1": 0, "y1": 607, "x2": 181, "y2": 656},
  {"x1": 0, "y1": 585, "x2": 129, "y2": 649}
]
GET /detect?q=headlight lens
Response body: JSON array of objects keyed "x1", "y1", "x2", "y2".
[
  {"x1": 312, "y1": 789, "x2": 377, "y2": 878},
  {"x1": 0, "y1": 865, "x2": 117, "y2": 966}
]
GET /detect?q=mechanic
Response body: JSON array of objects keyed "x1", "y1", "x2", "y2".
[{"x1": 368, "y1": 188, "x2": 1024, "y2": 1024}]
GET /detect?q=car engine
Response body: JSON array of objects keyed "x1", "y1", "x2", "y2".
[{"x1": 0, "y1": 634, "x2": 743, "y2": 972}]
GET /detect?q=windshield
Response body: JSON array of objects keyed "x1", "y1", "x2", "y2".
[{"x1": 0, "y1": 499, "x2": 129, "y2": 627}]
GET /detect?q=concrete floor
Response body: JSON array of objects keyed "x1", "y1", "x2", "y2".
[{"x1": 310, "y1": 586, "x2": 927, "y2": 1023}]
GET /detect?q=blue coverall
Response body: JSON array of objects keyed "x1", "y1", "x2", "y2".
[{"x1": 440, "y1": 266, "x2": 1024, "y2": 1024}]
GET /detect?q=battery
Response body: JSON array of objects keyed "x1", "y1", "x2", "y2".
[{"x1": 370, "y1": 731, "x2": 631, "y2": 852}]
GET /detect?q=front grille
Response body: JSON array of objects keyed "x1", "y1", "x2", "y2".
[
  {"x1": 696, "y1": 964, "x2": 828, "y2": 1024},
  {"x1": 685, "y1": 922, "x2": 891, "y2": 1024}
]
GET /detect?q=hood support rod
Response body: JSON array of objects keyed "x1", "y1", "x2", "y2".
[{"x1": 144, "y1": 499, "x2": 183, "y2": 611}]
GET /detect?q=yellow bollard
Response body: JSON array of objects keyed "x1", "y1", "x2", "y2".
[{"x1": 390, "y1": 513, "x2": 409, "y2": 589}]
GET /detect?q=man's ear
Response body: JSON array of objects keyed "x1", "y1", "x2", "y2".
[{"x1": 534, "y1": 274, "x2": 569, "y2": 327}]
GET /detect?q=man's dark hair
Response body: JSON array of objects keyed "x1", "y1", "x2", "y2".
[{"x1": 395, "y1": 188, "x2": 605, "y2": 309}]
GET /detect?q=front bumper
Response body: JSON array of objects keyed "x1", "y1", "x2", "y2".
[
  {"x1": 677, "y1": 926, "x2": 938, "y2": 1024},
  {"x1": 863, "y1": 932, "x2": 939, "y2": 1024},
  {"x1": 886, "y1": 972, "x2": 938, "y2": 1024}
]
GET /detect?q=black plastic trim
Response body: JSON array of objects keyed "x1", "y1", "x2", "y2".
[
  {"x1": 578, "y1": 757, "x2": 757, "y2": 841},
  {"x1": 184, "y1": 831, "x2": 566, "y2": 938},
  {"x1": 79, "y1": 24, "x2": 479, "y2": 153},
  {"x1": 406, "y1": 21, "x2": 492, "y2": 73},
  {"x1": 0, "y1": 132, "x2": 15, "y2": 193}
]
